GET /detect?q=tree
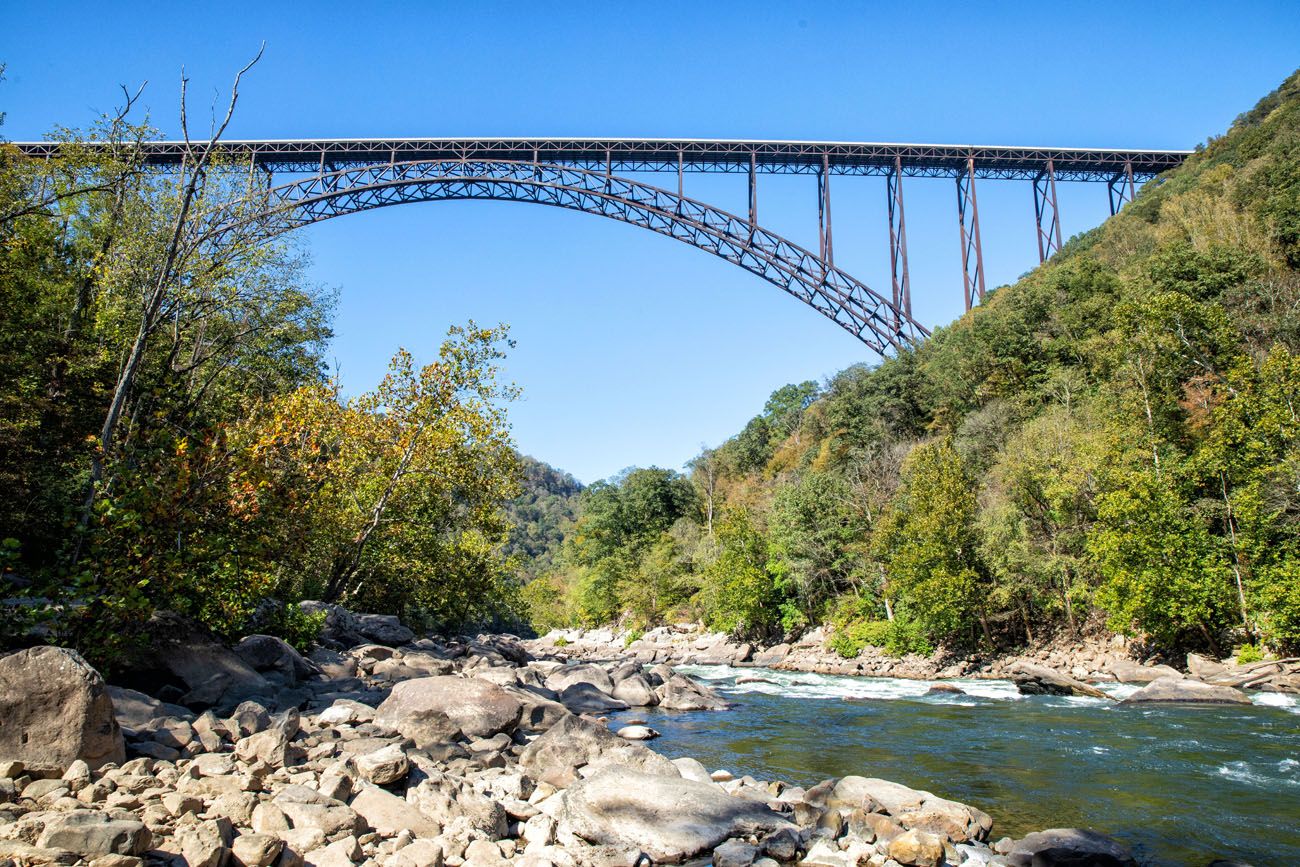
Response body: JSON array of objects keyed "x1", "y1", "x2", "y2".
[{"x1": 873, "y1": 440, "x2": 992, "y2": 645}]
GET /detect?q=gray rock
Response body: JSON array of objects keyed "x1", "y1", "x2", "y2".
[
  {"x1": 1007, "y1": 828, "x2": 1136, "y2": 866},
  {"x1": 273, "y1": 786, "x2": 362, "y2": 837},
  {"x1": 888, "y1": 829, "x2": 945, "y2": 867},
  {"x1": 0, "y1": 646, "x2": 125, "y2": 769},
  {"x1": 354, "y1": 744, "x2": 408, "y2": 785},
  {"x1": 1009, "y1": 662, "x2": 1109, "y2": 699},
  {"x1": 354, "y1": 614, "x2": 415, "y2": 646},
  {"x1": 174, "y1": 816, "x2": 234, "y2": 867},
  {"x1": 231, "y1": 832, "x2": 284, "y2": 867},
  {"x1": 752, "y1": 644, "x2": 790, "y2": 667},
  {"x1": 615, "y1": 725, "x2": 659, "y2": 741},
  {"x1": 235, "y1": 636, "x2": 318, "y2": 683},
  {"x1": 828, "y1": 776, "x2": 991, "y2": 843},
  {"x1": 1105, "y1": 659, "x2": 1183, "y2": 684},
  {"x1": 655, "y1": 673, "x2": 731, "y2": 710},
  {"x1": 545, "y1": 664, "x2": 615, "y2": 696},
  {"x1": 1120, "y1": 676, "x2": 1252, "y2": 705},
  {"x1": 374, "y1": 676, "x2": 522, "y2": 739},
  {"x1": 559, "y1": 766, "x2": 793, "y2": 861},
  {"x1": 518, "y1": 713, "x2": 680, "y2": 788},
  {"x1": 132, "y1": 613, "x2": 273, "y2": 711},
  {"x1": 611, "y1": 674, "x2": 657, "y2": 707},
  {"x1": 349, "y1": 785, "x2": 439, "y2": 837},
  {"x1": 713, "y1": 838, "x2": 759, "y2": 867},
  {"x1": 37, "y1": 812, "x2": 152, "y2": 857},
  {"x1": 558, "y1": 682, "x2": 629, "y2": 714}
]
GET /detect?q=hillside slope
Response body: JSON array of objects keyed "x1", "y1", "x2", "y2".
[{"x1": 528, "y1": 70, "x2": 1300, "y2": 659}]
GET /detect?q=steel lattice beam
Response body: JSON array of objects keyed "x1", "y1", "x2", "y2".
[
  {"x1": 200, "y1": 159, "x2": 928, "y2": 355},
  {"x1": 956, "y1": 158, "x2": 986, "y2": 312},
  {"x1": 886, "y1": 156, "x2": 912, "y2": 325},
  {"x1": 9, "y1": 137, "x2": 1189, "y2": 181},
  {"x1": 1033, "y1": 159, "x2": 1063, "y2": 262},
  {"x1": 1108, "y1": 160, "x2": 1139, "y2": 214}
]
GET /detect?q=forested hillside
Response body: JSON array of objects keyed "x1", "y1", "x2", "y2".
[
  {"x1": 503, "y1": 455, "x2": 582, "y2": 581},
  {"x1": 525, "y1": 70, "x2": 1300, "y2": 659}
]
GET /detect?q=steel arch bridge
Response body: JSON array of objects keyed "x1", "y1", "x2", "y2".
[{"x1": 13, "y1": 137, "x2": 1191, "y2": 354}]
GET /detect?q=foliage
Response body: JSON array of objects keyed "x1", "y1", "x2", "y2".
[{"x1": 523, "y1": 69, "x2": 1300, "y2": 658}]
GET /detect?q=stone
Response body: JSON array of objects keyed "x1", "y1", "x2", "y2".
[
  {"x1": 128, "y1": 613, "x2": 272, "y2": 711},
  {"x1": 273, "y1": 786, "x2": 362, "y2": 837},
  {"x1": 518, "y1": 713, "x2": 680, "y2": 788},
  {"x1": 1009, "y1": 662, "x2": 1109, "y2": 699},
  {"x1": 752, "y1": 644, "x2": 790, "y2": 666},
  {"x1": 761, "y1": 828, "x2": 802, "y2": 861},
  {"x1": 349, "y1": 785, "x2": 440, "y2": 837},
  {"x1": 463, "y1": 839, "x2": 508, "y2": 867},
  {"x1": 1105, "y1": 659, "x2": 1183, "y2": 684},
  {"x1": 374, "y1": 676, "x2": 521, "y2": 739},
  {"x1": 828, "y1": 777, "x2": 990, "y2": 843},
  {"x1": 610, "y1": 675, "x2": 657, "y2": 707},
  {"x1": 235, "y1": 636, "x2": 318, "y2": 683},
  {"x1": 714, "y1": 839, "x2": 759, "y2": 867},
  {"x1": 236, "y1": 727, "x2": 292, "y2": 768},
  {"x1": 354, "y1": 744, "x2": 408, "y2": 785},
  {"x1": 232, "y1": 833, "x2": 284, "y2": 867},
  {"x1": 1006, "y1": 829, "x2": 1137, "y2": 867},
  {"x1": 37, "y1": 812, "x2": 152, "y2": 857},
  {"x1": 0, "y1": 646, "x2": 126, "y2": 769},
  {"x1": 615, "y1": 725, "x2": 659, "y2": 741},
  {"x1": 162, "y1": 791, "x2": 204, "y2": 817},
  {"x1": 888, "y1": 829, "x2": 944, "y2": 867},
  {"x1": 557, "y1": 683, "x2": 629, "y2": 714},
  {"x1": 670, "y1": 757, "x2": 712, "y2": 784},
  {"x1": 175, "y1": 817, "x2": 234, "y2": 867},
  {"x1": 303, "y1": 836, "x2": 361, "y2": 867},
  {"x1": 354, "y1": 614, "x2": 415, "y2": 647},
  {"x1": 545, "y1": 664, "x2": 615, "y2": 696},
  {"x1": 654, "y1": 673, "x2": 730, "y2": 710},
  {"x1": 558, "y1": 766, "x2": 793, "y2": 861},
  {"x1": 1120, "y1": 676, "x2": 1252, "y2": 705}
]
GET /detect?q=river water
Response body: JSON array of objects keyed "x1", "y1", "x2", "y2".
[{"x1": 631, "y1": 665, "x2": 1300, "y2": 866}]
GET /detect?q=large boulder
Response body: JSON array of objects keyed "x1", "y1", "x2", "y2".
[
  {"x1": 298, "y1": 601, "x2": 368, "y2": 648},
  {"x1": 234, "y1": 635, "x2": 318, "y2": 683},
  {"x1": 611, "y1": 674, "x2": 658, "y2": 707},
  {"x1": 752, "y1": 643, "x2": 790, "y2": 667},
  {"x1": 126, "y1": 612, "x2": 272, "y2": 711},
  {"x1": 560, "y1": 766, "x2": 793, "y2": 861},
  {"x1": 545, "y1": 663, "x2": 615, "y2": 696},
  {"x1": 374, "y1": 675, "x2": 522, "y2": 739},
  {"x1": 350, "y1": 785, "x2": 439, "y2": 837},
  {"x1": 518, "y1": 713, "x2": 680, "y2": 788},
  {"x1": 828, "y1": 777, "x2": 991, "y2": 843},
  {"x1": 0, "y1": 646, "x2": 125, "y2": 769},
  {"x1": 354, "y1": 613, "x2": 414, "y2": 647},
  {"x1": 1006, "y1": 829, "x2": 1136, "y2": 867},
  {"x1": 558, "y1": 682, "x2": 629, "y2": 714},
  {"x1": 1009, "y1": 662, "x2": 1109, "y2": 699},
  {"x1": 1105, "y1": 659, "x2": 1183, "y2": 684},
  {"x1": 1119, "y1": 676, "x2": 1252, "y2": 705},
  {"x1": 655, "y1": 672, "x2": 731, "y2": 710},
  {"x1": 37, "y1": 811, "x2": 152, "y2": 856}
]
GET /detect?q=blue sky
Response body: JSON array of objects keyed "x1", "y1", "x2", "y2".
[{"x1": 3, "y1": 1, "x2": 1298, "y2": 482}]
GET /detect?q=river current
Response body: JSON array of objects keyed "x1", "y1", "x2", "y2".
[{"x1": 631, "y1": 665, "x2": 1300, "y2": 866}]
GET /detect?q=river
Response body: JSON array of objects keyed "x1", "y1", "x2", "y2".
[{"x1": 630, "y1": 665, "x2": 1300, "y2": 866}]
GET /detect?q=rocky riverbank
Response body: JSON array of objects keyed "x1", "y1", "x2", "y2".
[
  {"x1": 530, "y1": 623, "x2": 1300, "y2": 699},
  {"x1": 0, "y1": 606, "x2": 1253, "y2": 867}
]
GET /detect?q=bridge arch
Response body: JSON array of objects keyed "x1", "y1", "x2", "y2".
[{"x1": 206, "y1": 160, "x2": 929, "y2": 354}]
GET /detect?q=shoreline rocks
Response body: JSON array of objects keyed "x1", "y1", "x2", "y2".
[{"x1": 0, "y1": 605, "x2": 1259, "y2": 867}]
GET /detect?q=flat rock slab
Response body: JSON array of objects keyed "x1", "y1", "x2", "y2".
[
  {"x1": 560, "y1": 766, "x2": 793, "y2": 861},
  {"x1": 1009, "y1": 662, "x2": 1109, "y2": 699},
  {"x1": 1007, "y1": 828, "x2": 1136, "y2": 866},
  {"x1": 1119, "y1": 676, "x2": 1252, "y2": 705},
  {"x1": 374, "y1": 675, "x2": 522, "y2": 739}
]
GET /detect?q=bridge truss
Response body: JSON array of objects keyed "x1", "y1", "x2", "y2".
[{"x1": 11, "y1": 137, "x2": 1190, "y2": 353}]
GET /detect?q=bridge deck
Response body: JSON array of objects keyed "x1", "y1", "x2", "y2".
[{"x1": 10, "y1": 137, "x2": 1191, "y2": 181}]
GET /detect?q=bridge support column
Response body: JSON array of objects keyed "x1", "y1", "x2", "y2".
[
  {"x1": 818, "y1": 153, "x2": 834, "y2": 267},
  {"x1": 748, "y1": 152, "x2": 758, "y2": 227},
  {"x1": 887, "y1": 156, "x2": 912, "y2": 326},
  {"x1": 956, "y1": 157, "x2": 986, "y2": 311},
  {"x1": 1108, "y1": 159, "x2": 1137, "y2": 215},
  {"x1": 1033, "y1": 159, "x2": 1063, "y2": 263}
]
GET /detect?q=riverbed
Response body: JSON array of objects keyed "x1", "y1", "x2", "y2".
[{"x1": 633, "y1": 665, "x2": 1300, "y2": 866}]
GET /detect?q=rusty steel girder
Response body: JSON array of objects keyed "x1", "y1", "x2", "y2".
[{"x1": 201, "y1": 159, "x2": 930, "y2": 355}]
